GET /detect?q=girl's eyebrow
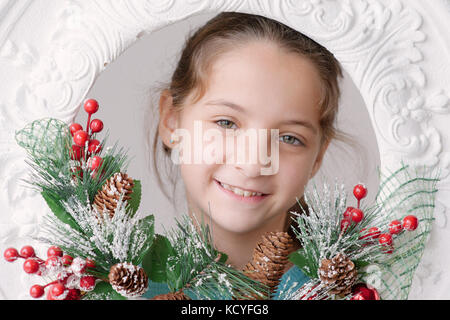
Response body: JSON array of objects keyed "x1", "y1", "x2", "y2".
[
  {"x1": 281, "y1": 119, "x2": 318, "y2": 134},
  {"x1": 205, "y1": 99, "x2": 246, "y2": 114},
  {"x1": 205, "y1": 99, "x2": 317, "y2": 134}
]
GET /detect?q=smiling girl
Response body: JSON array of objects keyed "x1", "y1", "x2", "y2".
[{"x1": 146, "y1": 11, "x2": 345, "y2": 298}]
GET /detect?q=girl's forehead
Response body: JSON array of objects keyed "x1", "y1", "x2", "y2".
[{"x1": 200, "y1": 42, "x2": 323, "y2": 120}]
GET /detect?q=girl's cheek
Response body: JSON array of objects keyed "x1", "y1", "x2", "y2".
[
  {"x1": 202, "y1": 129, "x2": 227, "y2": 164},
  {"x1": 278, "y1": 151, "x2": 313, "y2": 184}
]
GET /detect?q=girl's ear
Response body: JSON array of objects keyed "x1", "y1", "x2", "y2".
[
  {"x1": 310, "y1": 139, "x2": 330, "y2": 179},
  {"x1": 158, "y1": 89, "x2": 179, "y2": 149}
]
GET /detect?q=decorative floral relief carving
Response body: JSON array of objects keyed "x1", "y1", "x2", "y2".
[{"x1": 241, "y1": 0, "x2": 450, "y2": 176}]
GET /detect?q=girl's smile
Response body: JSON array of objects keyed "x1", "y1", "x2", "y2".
[{"x1": 213, "y1": 178, "x2": 271, "y2": 204}]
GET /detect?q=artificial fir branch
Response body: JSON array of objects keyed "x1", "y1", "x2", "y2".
[
  {"x1": 35, "y1": 193, "x2": 155, "y2": 279},
  {"x1": 284, "y1": 163, "x2": 439, "y2": 300},
  {"x1": 159, "y1": 215, "x2": 269, "y2": 300},
  {"x1": 15, "y1": 118, "x2": 129, "y2": 212}
]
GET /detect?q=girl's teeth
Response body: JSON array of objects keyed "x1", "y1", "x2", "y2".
[{"x1": 219, "y1": 181, "x2": 262, "y2": 197}]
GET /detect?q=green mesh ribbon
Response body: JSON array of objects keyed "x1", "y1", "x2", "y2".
[
  {"x1": 371, "y1": 165, "x2": 439, "y2": 299},
  {"x1": 15, "y1": 117, "x2": 71, "y2": 164}
]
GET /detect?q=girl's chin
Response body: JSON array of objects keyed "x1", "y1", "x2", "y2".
[{"x1": 207, "y1": 212, "x2": 271, "y2": 235}]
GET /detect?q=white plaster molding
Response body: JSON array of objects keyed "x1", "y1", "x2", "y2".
[{"x1": 0, "y1": 0, "x2": 449, "y2": 299}]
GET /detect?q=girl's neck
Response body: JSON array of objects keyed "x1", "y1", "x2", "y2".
[{"x1": 191, "y1": 210, "x2": 293, "y2": 270}]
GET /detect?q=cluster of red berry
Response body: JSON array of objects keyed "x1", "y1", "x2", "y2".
[
  {"x1": 359, "y1": 214, "x2": 418, "y2": 254},
  {"x1": 340, "y1": 184, "x2": 419, "y2": 254},
  {"x1": 69, "y1": 99, "x2": 104, "y2": 177},
  {"x1": 340, "y1": 184, "x2": 368, "y2": 231},
  {"x1": 3, "y1": 245, "x2": 97, "y2": 300}
]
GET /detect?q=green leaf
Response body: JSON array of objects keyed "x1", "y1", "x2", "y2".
[
  {"x1": 142, "y1": 234, "x2": 173, "y2": 283},
  {"x1": 354, "y1": 259, "x2": 371, "y2": 269},
  {"x1": 166, "y1": 256, "x2": 184, "y2": 291},
  {"x1": 41, "y1": 191, "x2": 81, "y2": 233},
  {"x1": 126, "y1": 180, "x2": 142, "y2": 217},
  {"x1": 82, "y1": 281, "x2": 127, "y2": 300},
  {"x1": 217, "y1": 251, "x2": 228, "y2": 264},
  {"x1": 289, "y1": 250, "x2": 317, "y2": 279}
]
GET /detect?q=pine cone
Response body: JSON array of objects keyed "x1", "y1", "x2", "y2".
[
  {"x1": 108, "y1": 262, "x2": 148, "y2": 298},
  {"x1": 318, "y1": 252, "x2": 357, "y2": 296},
  {"x1": 242, "y1": 231, "x2": 295, "y2": 298},
  {"x1": 94, "y1": 172, "x2": 134, "y2": 217},
  {"x1": 151, "y1": 290, "x2": 191, "y2": 300}
]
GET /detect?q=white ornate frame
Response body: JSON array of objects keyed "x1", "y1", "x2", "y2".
[{"x1": 0, "y1": 0, "x2": 449, "y2": 299}]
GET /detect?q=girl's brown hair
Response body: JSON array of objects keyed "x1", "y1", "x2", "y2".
[{"x1": 148, "y1": 11, "x2": 347, "y2": 210}]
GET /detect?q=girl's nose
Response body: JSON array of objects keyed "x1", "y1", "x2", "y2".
[
  {"x1": 235, "y1": 162, "x2": 265, "y2": 178},
  {"x1": 229, "y1": 129, "x2": 274, "y2": 177}
]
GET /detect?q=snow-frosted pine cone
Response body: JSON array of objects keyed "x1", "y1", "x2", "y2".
[
  {"x1": 108, "y1": 262, "x2": 148, "y2": 298},
  {"x1": 242, "y1": 231, "x2": 295, "y2": 297},
  {"x1": 318, "y1": 252, "x2": 357, "y2": 296},
  {"x1": 94, "y1": 172, "x2": 134, "y2": 217}
]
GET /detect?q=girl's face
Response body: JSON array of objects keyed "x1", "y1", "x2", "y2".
[{"x1": 160, "y1": 40, "x2": 329, "y2": 235}]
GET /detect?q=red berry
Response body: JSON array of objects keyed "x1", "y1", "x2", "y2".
[
  {"x1": 50, "y1": 283, "x2": 66, "y2": 297},
  {"x1": 64, "y1": 288, "x2": 81, "y2": 300},
  {"x1": 47, "y1": 246, "x2": 63, "y2": 258},
  {"x1": 367, "y1": 227, "x2": 381, "y2": 239},
  {"x1": 71, "y1": 257, "x2": 87, "y2": 275},
  {"x1": 23, "y1": 258, "x2": 40, "y2": 274},
  {"x1": 73, "y1": 130, "x2": 89, "y2": 147},
  {"x1": 351, "y1": 283, "x2": 374, "y2": 300},
  {"x1": 351, "y1": 292, "x2": 367, "y2": 300},
  {"x1": 88, "y1": 139, "x2": 102, "y2": 154},
  {"x1": 79, "y1": 276, "x2": 96, "y2": 291},
  {"x1": 45, "y1": 256, "x2": 62, "y2": 269},
  {"x1": 69, "y1": 123, "x2": 83, "y2": 136},
  {"x1": 378, "y1": 233, "x2": 393, "y2": 246},
  {"x1": 56, "y1": 272, "x2": 71, "y2": 285},
  {"x1": 389, "y1": 220, "x2": 403, "y2": 234},
  {"x1": 89, "y1": 156, "x2": 103, "y2": 171},
  {"x1": 343, "y1": 207, "x2": 355, "y2": 219},
  {"x1": 359, "y1": 227, "x2": 380, "y2": 241},
  {"x1": 71, "y1": 145, "x2": 82, "y2": 161},
  {"x1": 4, "y1": 248, "x2": 19, "y2": 262},
  {"x1": 84, "y1": 99, "x2": 99, "y2": 114},
  {"x1": 61, "y1": 255, "x2": 73, "y2": 266},
  {"x1": 90, "y1": 119, "x2": 104, "y2": 133},
  {"x1": 85, "y1": 258, "x2": 96, "y2": 269},
  {"x1": 30, "y1": 285, "x2": 45, "y2": 298},
  {"x1": 20, "y1": 246, "x2": 36, "y2": 258},
  {"x1": 403, "y1": 215, "x2": 418, "y2": 231},
  {"x1": 350, "y1": 208, "x2": 364, "y2": 224},
  {"x1": 353, "y1": 184, "x2": 368, "y2": 201}
]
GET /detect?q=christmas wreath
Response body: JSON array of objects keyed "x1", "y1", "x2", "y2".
[{"x1": 3, "y1": 99, "x2": 439, "y2": 300}]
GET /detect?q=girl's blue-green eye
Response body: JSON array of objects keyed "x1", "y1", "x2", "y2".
[
  {"x1": 280, "y1": 135, "x2": 304, "y2": 146},
  {"x1": 216, "y1": 119, "x2": 237, "y2": 129}
]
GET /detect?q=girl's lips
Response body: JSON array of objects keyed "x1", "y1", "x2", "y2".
[{"x1": 214, "y1": 179, "x2": 270, "y2": 204}]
